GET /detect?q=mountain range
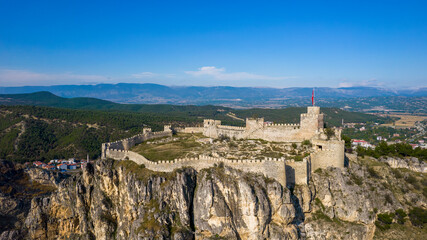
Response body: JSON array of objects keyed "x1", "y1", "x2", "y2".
[
  {"x1": 0, "y1": 83, "x2": 426, "y2": 106},
  {"x1": 0, "y1": 91, "x2": 388, "y2": 126}
]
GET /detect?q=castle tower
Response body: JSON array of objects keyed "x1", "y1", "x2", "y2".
[
  {"x1": 300, "y1": 106, "x2": 324, "y2": 137},
  {"x1": 245, "y1": 117, "x2": 264, "y2": 131},
  {"x1": 163, "y1": 125, "x2": 172, "y2": 132},
  {"x1": 203, "y1": 119, "x2": 221, "y2": 138}
]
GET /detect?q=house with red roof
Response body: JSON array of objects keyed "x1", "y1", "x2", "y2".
[{"x1": 57, "y1": 163, "x2": 68, "y2": 170}]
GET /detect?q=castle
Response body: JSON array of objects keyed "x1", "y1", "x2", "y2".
[{"x1": 102, "y1": 106, "x2": 345, "y2": 187}]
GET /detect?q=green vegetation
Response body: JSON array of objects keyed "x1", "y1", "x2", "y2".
[
  {"x1": 324, "y1": 127, "x2": 336, "y2": 139},
  {"x1": 0, "y1": 92, "x2": 389, "y2": 162},
  {"x1": 312, "y1": 210, "x2": 333, "y2": 222},
  {"x1": 302, "y1": 139, "x2": 312, "y2": 146},
  {"x1": 376, "y1": 212, "x2": 395, "y2": 231},
  {"x1": 342, "y1": 135, "x2": 352, "y2": 149},
  {"x1": 409, "y1": 207, "x2": 427, "y2": 227},
  {"x1": 357, "y1": 141, "x2": 427, "y2": 161},
  {"x1": 395, "y1": 209, "x2": 407, "y2": 225},
  {"x1": 0, "y1": 105, "x2": 198, "y2": 162},
  {"x1": 132, "y1": 133, "x2": 202, "y2": 161},
  {"x1": 0, "y1": 92, "x2": 388, "y2": 127},
  {"x1": 343, "y1": 125, "x2": 419, "y2": 144}
]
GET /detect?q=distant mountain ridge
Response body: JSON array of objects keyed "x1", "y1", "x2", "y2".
[
  {"x1": 0, "y1": 83, "x2": 425, "y2": 106},
  {"x1": 0, "y1": 91, "x2": 388, "y2": 126}
]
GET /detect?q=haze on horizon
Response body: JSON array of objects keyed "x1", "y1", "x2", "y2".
[{"x1": 0, "y1": 0, "x2": 426, "y2": 89}]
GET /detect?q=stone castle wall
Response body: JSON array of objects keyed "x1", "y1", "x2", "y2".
[
  {"x1": 102, "y1": 106, "x2": 345, "y2": 187},
  {"x1": 101, "y1": 130, "x2": 172, "y2": 159},
  {"x1": 310, "y1": 139, "x2": 345, "y2": 171},
  {"x1": 285, "y1": 158, "x2": 309, "y2": 186},
  {"x1": 202, "y1": 106, "x2": 324, "y2": 142},
  {"x1": 106, "y1": 149, "x2": 288, "y2": 186},
  {"x1": 102, "y1": 128, "x2": 288, "y2": 185},
  {"x1": 175, "y1": 127, "x2": 204, "y2": 134}
]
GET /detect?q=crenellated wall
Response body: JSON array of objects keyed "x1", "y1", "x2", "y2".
[
  {"x1": 101, "y1": 129, "x2": 172, "y2": 159},
  {"x1": 175, "y1": 127, "x2": 204, "y2": 134},
  {"x1": 200, "y1": 106, "x2": 325, "y2": 142},
  {"x1": 105, "y1": 149, "x2": 288, "y2": 186},
  {"x1": 102, "y1": 106, "x2": 345, "y2": 187}
]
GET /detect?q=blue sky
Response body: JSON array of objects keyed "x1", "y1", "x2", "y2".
[{"x1": 0, "y1": 0, "x2": 426, "y2": 88}]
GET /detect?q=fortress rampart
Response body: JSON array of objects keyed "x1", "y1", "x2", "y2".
[
  {"x1": 202, "y1": 106, "x2": 325, "y2": 142},
  {"x1": 106, "y1": 148, "x2": 288, "y2": 186},
  {"x1": 101, "y1": 127, "x2": 172, "y2": 159},
  {"x1": 175, "y1": 127, "x2": 204, "y2": 134},
  {"x1": 101, "y1": 106, "x2": 345, "y2": 187}
]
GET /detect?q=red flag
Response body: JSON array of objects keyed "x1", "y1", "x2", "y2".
[{"x1": 311, "y1": 88, "x2": 314, "y2": 106}]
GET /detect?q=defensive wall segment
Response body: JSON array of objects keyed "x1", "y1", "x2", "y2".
[
  {"x1": 106, "y1": 148, "x2": 289, "y2": 186},
  {"x1": 102, "y1": 128, "x2": 319, "y2": 186},
  {"x1": 101, "y1": 106, "x2": 345, "y2": 187},
  {"x1": 101, "y1": 126, "x2": 172, "y2": 159}
]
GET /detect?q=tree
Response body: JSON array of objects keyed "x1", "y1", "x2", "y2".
[
  {"x1": 324, "y1": 128, "x2": 336, "y2": 140},
  {"x1": 342, "y1": 135, "x2": 352, "y2": 149}
]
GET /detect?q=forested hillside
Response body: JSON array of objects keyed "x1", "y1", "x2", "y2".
[
  {"x1": 0, "y1": 93, "x2": 389, "y2": 162},
  {"x1": 0, "y1": 91, "x2": 389, "y2": 126},
  {"x1": 0, "y1": 106, "x2": 198, "y2": 162}
]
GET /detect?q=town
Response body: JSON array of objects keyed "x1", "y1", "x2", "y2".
[
  {"x1": 30, "y1": 156, "x2": 90, "y2": 172},
  {"x1": 343, "y1": 118, "x2": 427, "y2": 150}
]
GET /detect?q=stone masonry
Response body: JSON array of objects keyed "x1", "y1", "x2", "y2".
[{"x1": 102, "y1": 106, "x2": 345, "y2": 186}]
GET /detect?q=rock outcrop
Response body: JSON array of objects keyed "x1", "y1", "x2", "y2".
[
  {"x1": 378, "y1": 156, "x2": 426, "y2": 173},
  {"x1": 20, "y1": 160, "x2": 303, "y2": 239},
  {"x1": 1, "y1": 155, "x2": 426, "y2": 240},
  {"x1": 194, "y1": 167, "x2": 298, "y2": 239}
]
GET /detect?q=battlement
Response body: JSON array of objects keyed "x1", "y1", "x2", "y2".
[
  {"x1": 101, "y1": 126, "x2": 173, "y2": 158},
  {"x1": 204, "y1": 119, "x2": 221, "y2": 126},
  {"x1": 105, "y1": 149, "x2": 287, "y2": 185},
  {"x1": 265, "y1": 123, "x2": 299, "y2": 126},
  {"x1": 102, "y1": 106, "x2": 345, "y2": 187},
  {"x1": 217, "y1": 125, "x2": 246, "y2": 131}
]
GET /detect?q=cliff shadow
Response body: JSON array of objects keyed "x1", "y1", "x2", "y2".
[
  {"x1": 344, "y1": 155, "x2": 349, "y2": 168},
  {"x1": 285, "y1": 165, "x2": 295, "y2": 189}
]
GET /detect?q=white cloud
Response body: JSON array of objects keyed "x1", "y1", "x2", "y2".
[
  {"x1": 131, "y1": 72, "x2": 176, "y2": 79},
  {"x1": 131, "y1": 72, "x2": 158, "y2": 78},
  {"x1": 185, "y1": 66, "x2": 293, "y2": 81},
  {"x1": 0, "y1": 69, "x2": 108, "y2": 86},
  {"x1": 338, "y1": 78, "x2": 384, "y2": 88}
]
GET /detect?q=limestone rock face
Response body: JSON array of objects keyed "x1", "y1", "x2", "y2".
[
  {"x1": 304, "y1": 156, "x2": 427, "y2": 240},
  {"x1": 20, "y1": 160, "x2": 302, "y2": 239},
  {"x1": 25, "y1": 167, "x2": 68, "y2": 187},
  {"x1": 378, "y1": 156, "x2": 426, "y2": 173},
  {"x1": 2, "y1": 157, "x2": 427, "y2": 240},
  {"x1": 24, "y1": 159, "x2": 198, "y2": 239},
  {"x1": 194, "y1": 167, "x2": 298, "y2": 240}
]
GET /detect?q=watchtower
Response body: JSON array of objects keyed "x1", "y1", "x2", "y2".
[
  {"x1": 246, "y1": 117, "x2": 264, "y2": 131},
  {"x1": 300, "y1": 106, "x2": 324, "y2": 137}
]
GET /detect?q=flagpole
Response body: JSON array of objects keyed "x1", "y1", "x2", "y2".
[{"x1": 312, "y1": 88, "x2": 315, "y2": 106}]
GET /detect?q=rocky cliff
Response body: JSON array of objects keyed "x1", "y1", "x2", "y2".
[{"x1": 0, "y1": 155, "x2": 426, "y2": 240}]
